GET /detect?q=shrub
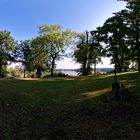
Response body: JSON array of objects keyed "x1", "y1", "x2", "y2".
[
  {"x1": 27, "y1": 72, "x2": 36, "y2": 78},
  {"x1": 0, "y1": 66, "x2": 7, "y2": 77},
  {"x1": 43, "y1": 72, "x2": 68, "y2": 77}
]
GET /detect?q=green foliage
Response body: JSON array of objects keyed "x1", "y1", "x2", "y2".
[
  {"x1": 16, "y1": 40, "x2": 33, "y2": 78},
  {"x1": 19, "y1": 40, "x2": 33, "y2": 71},
  {"x1": 27, "y1": 72, "x2": 36, "y2": 78},
  {"x1": 39, "y1": 24, "x2": 75, "y2": 76},
  {"x1": 0, "y1": 66, "x2": 7, "y2": 77},
  {"x1": 50, "y1": 72, "x2": 68, "y2": 77},
  {"x1": 117, "y1": 0, "x2": 140, "y2": 72},
  {"x1": 95, "y1": 0, "x2": 140, "y2": 73},
  {"x1": 8, "y1": 67, "x2": 22, "y2": 77},
  {"x1": 31, "y1": 36, "x2": 48, "y2": 77},
  {"x1": 99, "y1": 13, "x2": 131, "y2": 72},
  {"x1": 0, "y1": 30, "x2": 15, "y2": 77},
  {"x1": 74, "y1": 31, "x2": 103, "y2": 76},
  {"x1": 77, "y1": 67, "x2": 93, "y2": 75}
]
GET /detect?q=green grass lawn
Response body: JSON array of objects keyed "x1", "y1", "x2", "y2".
[{"x1": 0, "y1": 72, "x2": 140, "y2": 140}]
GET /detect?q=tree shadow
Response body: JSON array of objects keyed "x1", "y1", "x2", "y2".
[{"x1": 0, "y1": 72, "x2": 140, "y2": 139}]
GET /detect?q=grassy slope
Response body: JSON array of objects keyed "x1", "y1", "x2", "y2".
[{"x1": 0, "y1": 72, "x2": 140, "y2": 140}]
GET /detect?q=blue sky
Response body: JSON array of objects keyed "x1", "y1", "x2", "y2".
[{"x1": 0, "y1": 0, "x2": 126, "y2": 68}]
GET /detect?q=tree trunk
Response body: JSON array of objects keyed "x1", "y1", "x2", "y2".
[
  {"x1": 82, "y1": 61, "x2": 87, "y2": 76},
  {"x1": 94, "y1": 63, "x2": 96, "y2": 75},
  {"x1": 137, "y1": 39, "x2": 140, "y2": 73},
  {"x1": 0, "y1": 57, "x2": 3, "y2": 77},
  {"x1": 137, "y1": 57, "x2": 140, "y2": 73},
  {"x1": 50, "y1": 58, "x2": 55, "y2": 77},
  {"x1": 114, "y1": 46, "x2": 117, "y2": 84},
  {"x1": 112, "y1": 82, "x2": 120, "y2": 99},
  {"x1": 36, "y1": 66, "x2": 41, "y2": 78},
  {"x1": 0, "y1": 63, "x2": 2, "y2": 77},
  {"x1": 24, "y1": 68, "x2": 26, "y2": 78},
  {"x1": 135, "y1": 22, "x2": 140, "y2": 73},
  {"x1": 136, "y1": 41, "x2": 140, "y2": 72},
  {"x1": 86, "y1": 65, "x2": 90, "y2": 76},
  {"x1": 86, "y1": 59, "x2": 92, "y2": 76}
]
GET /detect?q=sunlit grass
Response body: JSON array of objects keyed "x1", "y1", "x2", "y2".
[{"x1": 80, "y1": 88, "x2": 111, "y2": 98}]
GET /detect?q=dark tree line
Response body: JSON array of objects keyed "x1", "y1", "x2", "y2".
[
  {"x1": 73, "y1": 0, "x2": 140, "y2": 75},
  {"x1": 98, "y1": 0, "x2": 140, "y2": 72}
]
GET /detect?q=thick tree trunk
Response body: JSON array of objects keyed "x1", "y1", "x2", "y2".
[
  {"x1": 82, "y1": 61, "x2": 87, "y2": 76},
  {"x1": 81, "y1": 31, "x2": 89, "y2": 76},
  {"x1": 36, "y1": 66, "x2": 41, "y2": 78},
  {"x1": 86, "y1": 65, "x2": 90, "y2": 76},
  {"x1": 86, "y1": 59, "x2": 92, "y2": 76},
  {"x1": 50, "y1": 58, "x2": 55, "y2": 77}
]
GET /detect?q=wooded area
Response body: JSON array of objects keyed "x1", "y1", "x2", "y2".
[{"x1": 0, "y1": 0, "x2": 139, "y2": 77}]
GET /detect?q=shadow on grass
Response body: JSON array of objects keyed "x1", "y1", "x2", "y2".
[{"x1": 0, "y1": 72, "x2": 140, "y2": 139}]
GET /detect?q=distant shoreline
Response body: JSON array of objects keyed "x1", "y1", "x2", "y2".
[{"x1": 55, "y1": 68, "x2": 114, "y2": 76}]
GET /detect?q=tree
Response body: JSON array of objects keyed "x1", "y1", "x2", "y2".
[
  {"x1": 0, "y1": 30, "x2": 15, "y2": 77},
  {"x1": 90, "y1": 30, "x2": 104, "y2": 74},
  {"x1": 74, "y1": 31, "x2": 103, "y2": 76},
  {"x1": 74, "y1": 32, "x2": 89, "y2": 76},
  {"x1": 117, "y1": 0, "x2": 140, "y2": 72},
  {"x1": 99, "y1": 14, "x2": 130, "y2": 73},
  {"x1": 17, "y1": 40, "x2": 33, "y2": 78},
  {"x1": 39, "y1": 24, "x2": 75, "y2": 76},
  {"x1": 31, "y1": 36, "x2": 48, "y2": 78}
]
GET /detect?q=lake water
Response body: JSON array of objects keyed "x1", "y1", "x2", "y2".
[
  {"x1": 55, "y1": 69, "x2": 78, "y2": 76},
  {"x1": 56, "y1": 68, "x2": 114, "y2": 76}
]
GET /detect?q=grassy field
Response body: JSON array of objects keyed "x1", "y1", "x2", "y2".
[{"x1": 0, "y1": 72, "x2": 140, "y2": 140}]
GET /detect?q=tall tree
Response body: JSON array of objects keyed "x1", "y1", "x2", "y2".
[
  {"x1": 90, "y1": 30, "x2": 104, "y2": 74},
  {"x1": 31, "y1": 36, "x2": 48, "y2": 78},
  {"x1": 39, "y1": 24, "x2": 75, "y2": 76},
  {"x1": 74, "y1": 32, "x2": 89, "y2": 76},
  {"x1": 117, "y1": 0, "x2": 140, "y2": 72},
  {"x1": 99, "y1": 14, "x2": 130, "y2": 72},
  {"x1": 74, "y1": 31, "x2": 103, "y2": 76},
  {"x1": 0, "y1": 30, "x2": 15, "y2": 77},
  {"x1": 17, "y1": 40, "x2": 33, "y2": 78}
]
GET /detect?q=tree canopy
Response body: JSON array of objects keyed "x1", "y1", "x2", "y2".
[
  {"x1": 39, "y1": 24, "x2": 75, "y2": 76},
  {"x1": 0, "y1": 0, "x2": 140, "y2": 77},
  {"x1": 74, "y1": 31, "x2": 103, "y2": 76},
  {"x1": 0, "y1": 30, "x2": 15, "y2": 77}
]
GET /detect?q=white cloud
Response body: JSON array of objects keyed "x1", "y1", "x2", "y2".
[
  {"x1": 56, "y1": 58, "x2": 80, "y2": 69},
  {"x1": 56, "y1": 57, "x2": 114, "y2": 69}
]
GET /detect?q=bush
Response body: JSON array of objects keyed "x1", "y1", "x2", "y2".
[
  {"x1": 8, "y1": 68, "x2": 21, "y2": 77},
  {"x1": 0, "y1": 66, "x2": 7, "y2": 77},
  {"x1": 27, "y1": 72, "x2": 36, "y2": 78},
  {"x1": 53, "y1": 72, "x2": 68, "y2": 77},
  {"x1": 43, "y1": 72, "x2": 68, "y2": 77}
]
